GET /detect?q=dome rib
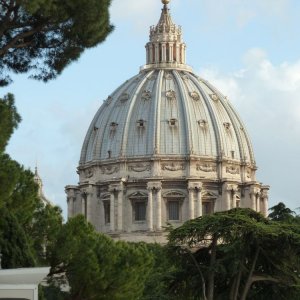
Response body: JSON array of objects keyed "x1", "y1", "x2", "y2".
[
  {"x1": 120, "y1": 71, "x2": 154, "y2": 158},
  {"x1": 189, "y1": 75, "x2": 223, "y2": 159},
  {"x1": 173, "y1": 70, "x2": 193, "y2": 155},
  {"x1": 153, "y1": 70, "x2": 164, "y2": 155},
  {"x1": 204, "y1": 80, "x2": 246, "y2": 162}
]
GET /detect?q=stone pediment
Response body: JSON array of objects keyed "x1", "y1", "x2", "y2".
[
  {"x1": 202, "y1": 191, "x2": 217, "y2": 199},
  {"x1": 163, "y1": 191, "x2": 185, "y2": 198},
  {"x1": 128, "y1": 191, "x2": 148, "y2": 199},
  {"x1": 100, "y1": 192, "x2": 110, "y2": 200}
]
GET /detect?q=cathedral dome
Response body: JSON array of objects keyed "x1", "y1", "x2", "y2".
[
  {"x1": 80, "y1": 70, "x2": 254, "y2": 166},
  {"x1": 66, "y1": 0, "x2": 269, "y2": 243},
  {"x1": 80, "y1": 2, "x2": 254, "y2": 167}
]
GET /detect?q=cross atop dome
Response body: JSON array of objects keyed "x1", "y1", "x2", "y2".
[{"x1": 142, "y1": 0, "x2": 192, "y2": 71}]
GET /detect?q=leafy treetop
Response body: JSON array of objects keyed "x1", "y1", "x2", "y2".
[{"x1": 0, "y1": 0, "x2": 114, "y2": 86}]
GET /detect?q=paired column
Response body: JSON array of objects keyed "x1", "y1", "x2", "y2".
[
  {"x1": 260, "y1": 186, "x2": 270, "y2": 217},
  {"x1": 147, "y1": 185, "x2": 153, "y2": 231},
  {"x1": 156, "y1": 185, "x2": 162, "y2": 230},
  {"x1": 188, "y1": 182, "x2": 203, "y2": 219},
  {"x1": 224, "y1": 184, "x2": 238, "y2": 210},
  {"x1": 250, "y1": 186, "x2": 261, "y2": 212},
  {"x1": 109, "y1": 183, "x2": 124, "y2": 232},
  {"x1": 195, "y1": 186, "x2": 203, "y2": 217},
  {"x1": 109, "y1": 189, "x2": 115, "y2": 232},
  {"x1": 188, "y1": 187, "x2": 195, "y2": 219}
]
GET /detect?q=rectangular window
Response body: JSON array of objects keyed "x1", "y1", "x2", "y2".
[
  {"x1": 202, "y1": 202, "x2": 213, "y2": 215},
  {"x1": 104, "y1": 202, "x2": 110, "y2": 224},
  {"x1": 134, "y1": 202, "x2": 146, "y2": 221},
  {"x1": 168, "y1": 201, "x2": 179, "y2": 220}
]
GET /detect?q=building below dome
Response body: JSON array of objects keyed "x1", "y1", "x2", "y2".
[{"x1": 66, "y1": 0, "x2": 269, "y2": 243}]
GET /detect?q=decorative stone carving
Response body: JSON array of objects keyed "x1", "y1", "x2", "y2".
[
  {"x1": 165, "y1": 72, "x2": 173, "y2": 80},
  {"x1": 196, "y1": 163, "x2": 216, "y2": 172},
  {"x1": 84, "y1": 168, "x2": 94, "y2": 178},
  {"x1": 141, "y1": 90, "x2": 151, "y2": 101},
  {"x1": 118, "y1": 92, "x2": 129, "y2": 103},
  {"x1": 182, "y1": 74, "x2": 189, "y2": 81},
  {"x1": 162, "y1": 162, "x2": 185, "y2": 171},
  {"x1": 101, "y1": 165, "x2": 119, "y2": 175},
  {"x1": 166, "y1": 90, "x2": 176, "y2": 101},
  {"x1": 209, "y1": 93, "x2": 219, "y2": 102},
  {"x1": 189, "y1": 91, "x2": 200, "y2": 101},
  {"x1": 226, "y1": 165, "x2": 240, "y2": 175},
  {"x1": 246, "y1": 168, "x2": 251, "y2": 178},
  {"x1": 129, "y1": 163, "x2": 151, "y2": 172}
]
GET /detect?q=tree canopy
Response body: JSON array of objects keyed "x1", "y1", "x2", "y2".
[
  {"x1": 168, "y1": 208, "x2": 300, "y2": 300},
  {"x1": 0, "y1": 0, "x2": 114, "y2": 86},
  {"x1": 47, "y1": 215, "x2": 154, "y2": 300},
  {"x1": 0, "y1": 93, "x2": 21, "y2": 152}
]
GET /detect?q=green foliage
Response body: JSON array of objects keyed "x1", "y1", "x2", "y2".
[
  {"x1": 0, "y1": 153, "x2": 40, "y2": 226},
  {"x1": 48, "y1": 216, "x2": 154, "y2": 300},
  {"x1": 141, "y1": 243, "x2": 178, "y2": 300},
  {"x1": 0, "y1": 93, "x2": 21, "y2": 152},
  {"x1": 0, "y1": 207, "x2": 36, "y2": 268},
  {"x1": 0, "y1": 0, "x2": 114, "y2": 86},
  {"x1": 269, "y1": 202, "x2": 297, "y2": 223},
  {"x1": 168, "y1": 208, "x2": 300, "y2": 300},
  {"x1": 29, "y1": 203, "x2": 63, "y2": 265}
]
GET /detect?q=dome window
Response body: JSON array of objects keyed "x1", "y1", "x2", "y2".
[
  {"x1": 169, "y1": 118, "x2": 177, "y2": 127},
  {"x1": 110, "y1": 122, "x2": 118, "y2": 131},
  {"x1": 210, "y1": 94, "x2": 219, "y2": 102},
  {"x1": 166, "y1": 90, "x2": 176, "y2": 101},
  {"x1": 107, "y1": 150, "x2": 112, "y2": 159},
  {"x1": 137, "y1": 119, "x2": 146, "y2": 128},
  {"x1": 141, "y1": 90, "x2": 151, "y2": 101},
  {"x1": 223, "y1": 122, "x2": 231, "y2": 130},
  {"x1": 119, "y1": 92, "x2": 129, "y2": 103},
  {"x1": 198, "y1": 119, "x2": 207, "y2": 128},
  {"x1": 190, "y1": 91, "x2": 200, "y2": 101}
]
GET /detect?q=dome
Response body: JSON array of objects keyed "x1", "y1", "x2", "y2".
[
  {"x1": 66, "y1": 1, "x2": 269, "y2": 243},
  {"x1": 80, "y1": 70, "x2": 254, "y2": 165}
]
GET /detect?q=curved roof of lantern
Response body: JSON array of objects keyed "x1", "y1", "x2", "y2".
[{"x1": 79, "y1": 1, "x2": 255, "y2": 167}]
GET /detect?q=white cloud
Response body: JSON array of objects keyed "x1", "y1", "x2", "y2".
[
  {"x1": 111, "y1": 0, "x2": 161, "y2": 32},
  {"x1": 198, "y1": 0, "x2": 292, "y2": 28},
  {"x1": 200, "y1": 48, "x2": 300, "y2": 209}
]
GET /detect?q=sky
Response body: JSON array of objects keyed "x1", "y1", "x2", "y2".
[{"x1": 2, "y1": 0, "x2": 300, "y2": 218}]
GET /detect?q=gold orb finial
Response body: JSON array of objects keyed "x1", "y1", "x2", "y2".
[{"x1": 162, "y1": 0, "x2": 170, "y2": 5}]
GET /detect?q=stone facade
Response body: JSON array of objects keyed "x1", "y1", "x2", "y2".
[{"x1": 66, "y1": 0, "x2": 269, "y2": 243}]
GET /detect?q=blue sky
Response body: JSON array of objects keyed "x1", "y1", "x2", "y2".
[{"x1": 2, "y1": 0, "x2": 300, "y2": 217}]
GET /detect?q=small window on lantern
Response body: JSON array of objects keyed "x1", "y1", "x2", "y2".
[{"x1": 108, "y1": 150, "x2": 112, "y2": 158}]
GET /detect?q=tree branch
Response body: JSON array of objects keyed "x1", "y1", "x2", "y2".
[
  {"x1": 240, "y1": 246, "x2": 260, "y2": 300},
  {"x1": 0, "y1": 26, "x2": 44, "y2": 56}
]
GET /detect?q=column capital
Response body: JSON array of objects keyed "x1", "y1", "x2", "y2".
[
  {"x1": 147, "y1": 181, "x2": 162, "y2": 191},
  {"x1": 188, "y1": 181, "x2": 203, "y2": 191},
  {"x1": 109, "y1": 182, "x2": 124, "y2": 193}
]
